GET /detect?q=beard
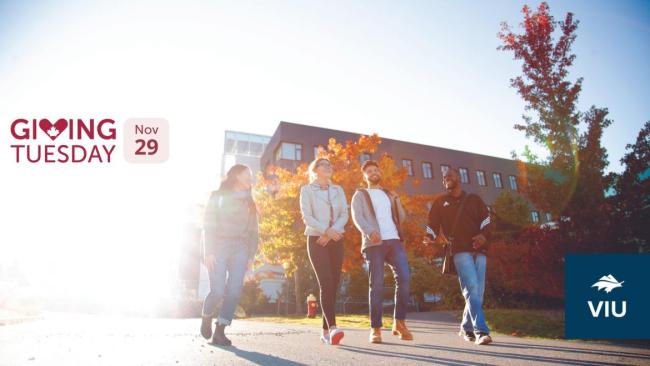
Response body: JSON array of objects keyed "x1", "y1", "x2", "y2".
[
  {"x1": 444, "y1": 181, "x2": 457, "y2": 191},
  {"x1": 368, "y1": 175, "x2": 381, "y2": 185}
]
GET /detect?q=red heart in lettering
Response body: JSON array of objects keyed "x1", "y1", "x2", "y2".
[{"x1": 39, "y1": 119, "x2": 68, "y2": 141}]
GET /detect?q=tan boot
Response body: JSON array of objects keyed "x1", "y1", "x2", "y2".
[
  {"x1": 392, "y1": 319, "x2": 414, "y2": 341},
  {"x1": 369, "y1": 328, "x2": 382, "y2": 343}
]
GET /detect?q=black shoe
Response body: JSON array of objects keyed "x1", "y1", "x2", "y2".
[
  {"x1": 201, "y1": 316, "x2": 213, "y2": 339},
  {"x1": 458, "y1": 330, "x2": 476, "y2": 342},
  {"x1": 211, "y1": 324, "x2": 232, "y2": 346}
]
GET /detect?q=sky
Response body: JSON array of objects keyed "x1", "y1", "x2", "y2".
[{"x1": 1, "y1": 0, "x2": 648, "y2": 309}]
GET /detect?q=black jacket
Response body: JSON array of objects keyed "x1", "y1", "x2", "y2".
[{"x1": 427, "y1": 191, "x2": 492, "y2": 255}]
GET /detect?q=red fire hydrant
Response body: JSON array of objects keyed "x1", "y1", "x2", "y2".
[{"x1": 307, "y1": 294, "x2": 318, "y2": 318}]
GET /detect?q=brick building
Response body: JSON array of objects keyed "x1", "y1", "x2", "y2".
[{"x1": 260, "y1": 121, "x2": 551, "y2": 224}]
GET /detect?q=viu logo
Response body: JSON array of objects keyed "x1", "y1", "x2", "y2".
[{"x1": 587, "y1": 274, "x2": 627, "y2": 318}]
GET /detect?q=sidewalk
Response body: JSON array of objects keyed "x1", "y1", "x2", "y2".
[{"x1": 1, "y1": 311, "x2": 649, "y2": 365}]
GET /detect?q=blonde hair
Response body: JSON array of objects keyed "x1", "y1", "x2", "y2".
[{"x1": 308, "y1": 157, "x2": 332, "y2": 183}]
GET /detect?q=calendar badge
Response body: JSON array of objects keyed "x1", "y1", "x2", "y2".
[{"x1": 123, "y1": 118, "x2": 169, "y2": 163}]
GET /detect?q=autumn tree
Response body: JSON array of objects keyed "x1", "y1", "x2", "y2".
[
  {"x1": 498, "y1": 2, "x2": 582, "y2": 216},
  {"x1": 498, "y1": 2, "x2": 613, "y2": 245},
  {"x1": 609, "y1": 122, "x2": 650, "y2": 251},
  {"x1": 492, "y1": 191, "x2": 531, "y2": 240},
  {"x1": 255, "y1": 164, "x2": 309, "y2": 314},
  {"x1": 562, "y1": 106, "x2": 614, "y2": 244}
]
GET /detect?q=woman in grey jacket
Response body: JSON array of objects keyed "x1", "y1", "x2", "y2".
[
  {"x1": 200, "y1": 164, "x2": 259, "y2": 346},
  {"x1": 299, "y1": 157, "x2": 349, "y2": 345}
]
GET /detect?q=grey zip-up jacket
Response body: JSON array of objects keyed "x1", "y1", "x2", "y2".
[
  {"x1": 299, "y1": 182, "x2": 349, "y2": 236},
  {"x1": 203, "y1": 190, "x2": 259, "y2": 259},
  {"x1": 351, "y1": 188, "x2": 406, "y2": 253}
]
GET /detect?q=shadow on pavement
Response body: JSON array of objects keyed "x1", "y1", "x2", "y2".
[
  {"x1": 402, "y1": 343, "x2": 637, "y2": 366},
  {"x1": 338, "y1": 345, "x2": 497, "y2": 366},
  {"x1": 493, "y1": 341, "x2": 650, "y2": 360},
  {"x1": 208, "y1": 344, "x2": 307, "y2": 366}
]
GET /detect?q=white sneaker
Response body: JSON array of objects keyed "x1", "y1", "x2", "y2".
[
  {"x1": 475, "y1": 333, "x2": 492, "y2": 345},
  {"x1": 320, "y1": 331, "x2": 330, "y2": 344}
]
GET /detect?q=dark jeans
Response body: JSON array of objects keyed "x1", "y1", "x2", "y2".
[
  {"x1": 307, "y1": 236, "x2": 344, "y2": 330},
  {"x1": 363, "y1": 239, "x2": 410, "y2": 328}
]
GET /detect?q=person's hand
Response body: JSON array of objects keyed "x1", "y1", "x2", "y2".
[
  {"x1": 331, "y1": 231, "x2": 343, "y2": 241},
  {"x1": 370, "y1": 231, "x2": 382, "y2": 244},
  {"x1": 472, "y1": 234, "x2": 487, "y2": 249},
  {"x1": 204, "y1": 254, "x2": 216, "y2": 271},
  {"x1": 317, "y1": 235, "x2": 331, "y2": 246},
  {"x1": 325, "y1": 227, "x2": 342, "y2": 241}
]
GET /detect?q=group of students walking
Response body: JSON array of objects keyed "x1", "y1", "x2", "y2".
[{"x1": 199, "y1": 158, "x2": 493, "y2": 347}]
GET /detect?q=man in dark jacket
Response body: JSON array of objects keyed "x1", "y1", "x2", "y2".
[{"x1": 427, "y1": 168, "x2": 493, "y2": 345}]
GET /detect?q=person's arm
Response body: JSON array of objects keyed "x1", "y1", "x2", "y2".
[
  {"x1": 394, "y1": 194, "x2": 406, "y2": 224},
  {"x1": 351, "y1": 191, "x2": 375, "y2": 239},
  {"x1": 247, "y1": 203, "x2": 260, "y2": 259},
  {"x1": 202, "y1": 191, "x2": 220, "y2": 257},
  {"x1": 330, "y1": 186, "x2": 349, "y2": 233},
  {"x1": 472, "y1": 195, "x2": 492, "y2": 249},
  {"x1": 427, "y1": 198, "x2": 441, "y2": 239},
  {"x1": 299, "y1": 185, "x2": 328, "y2": 234},
  {"x1": 248, "y1": 215, "x2": 260, "y2": 259},
  {"x1": 476, "y1": 195, "x2": 492, "y2": 239}
]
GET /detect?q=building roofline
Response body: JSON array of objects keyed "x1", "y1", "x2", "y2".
[
  {"x1": 225, "y1": 129, "x2": 272, "y2": 139},
  {"x1": 277, "y1": 121, "x2": 519, "y2": 164}
]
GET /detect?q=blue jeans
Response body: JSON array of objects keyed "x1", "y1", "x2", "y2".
[
  {"x1": 363, "y1": 239, "x2": 410, "y2": 328},
  {"x1": 202, "y1": 240, "x2": 249, "y2": 325},
  {"x1": 454, "y1": 252, "x2": 489, "y2": 335}
]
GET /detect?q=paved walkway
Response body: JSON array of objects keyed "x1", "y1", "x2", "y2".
[{"x1": 1, "y1": 311, "x2": 649, "y2": 365}]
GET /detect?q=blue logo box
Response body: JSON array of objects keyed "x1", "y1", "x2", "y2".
[{"x1": 565, "y1": 254, "x2": 650, "y2": 339}]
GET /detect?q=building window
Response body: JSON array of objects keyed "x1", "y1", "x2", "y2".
[
  {"x1": 531, "y1": 211, "x2": 540, "y2": 223},
  {"x1": 422, "y1": 162, "x2": 433, "y2": 179},
  {"x1": 235, "y1": 140, "x2": 250, "y2": 154},
  {"x1": 250, "y1": 142, "x2": 264, "y2": 155},
  {"x1": 459, "y1": 168, "x2": 470, "y2": 184},
  {"x1": 314, "y1": 145, "x2": 320, "y2": 159},
  {"x1": 493, "y1": 173, "x2": 503, "y2": 188},
  {"x1": 402, "y1": 159, "x2": 413, "y2": 176},
  {"x1": 545, "y1": 212, "x2": 553, "y2": 222},
  {"x1": 508, "y1": 175, "x2": 518, "y2": 190},
  {"x1": 440, "y1": 164, "x2": 450, "y2": 176},
  {"x1": 476, "y1": 170, "x2": 487, "y2": 186},
  {"x1": 224, "y1": 131, "x2": 270, "y2": 157},
  {"x1": 360, "y1": 153, "x2": 371, "y2": 163},
  {"x1": 224, "y1": 138, "x2": 236, "y2": 154},
  {"x1": 276, "y1": 142, "x2": 302, "y2": 161}
]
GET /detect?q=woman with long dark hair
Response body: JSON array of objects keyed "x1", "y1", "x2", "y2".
[
  {"x1": 299, "y1": 157, "x2": 349, "y2": 345},
  {"x1": 200, "y1": 164, "x2": 259, "y2": 346}
]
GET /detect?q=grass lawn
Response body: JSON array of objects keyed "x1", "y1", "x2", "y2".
[
  {"x1": 483, "y1": 309, "x2": 564, "y2": 339},
  {"x1": 246, "y1": 309, "x2": 565, "y2": 339}
]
